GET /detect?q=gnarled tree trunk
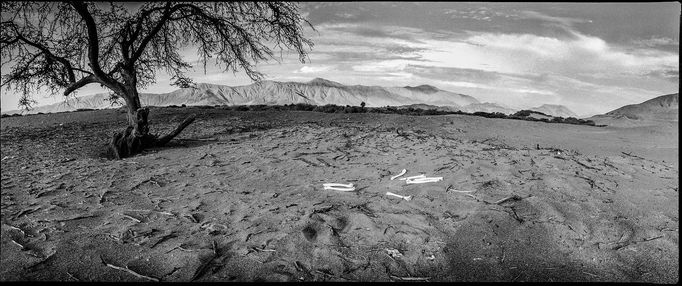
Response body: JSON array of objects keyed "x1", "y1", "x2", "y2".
[{"x1": 109, "y1": 89, "x2": 195, "y2": 159}]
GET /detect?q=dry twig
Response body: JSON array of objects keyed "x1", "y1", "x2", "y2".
[
  {"x1": 495, "y1": 195, "x2": 526, "y2": 205},
  {"x1": 102, "y1": 258, "x2": 160, "y2": 282},
  {"x1": 389, "y1": 275, "x2": 431, "y2": 281}
]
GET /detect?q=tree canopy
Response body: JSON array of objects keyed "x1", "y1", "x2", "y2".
[{"x1": 1, "y1": 1, "x2": 314, "y2": 110}]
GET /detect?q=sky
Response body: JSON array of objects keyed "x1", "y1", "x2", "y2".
[{"x1": 1, "y1": 2, "x2": 679, "y2": 117}]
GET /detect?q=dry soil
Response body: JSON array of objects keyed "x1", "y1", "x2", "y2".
[{"x1": 0, "y1": 107, "x2": 678, "y2": 282}]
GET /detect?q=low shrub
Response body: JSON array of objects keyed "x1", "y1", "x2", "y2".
[{"x1": 169, "y1": 102, "x2": 600, "y2": 127}]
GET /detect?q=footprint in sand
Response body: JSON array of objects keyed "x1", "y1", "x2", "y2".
[
  {"x1": 301, "y1": 213, "x2": 350, "y2": 243},
  {"x1": 301, "y1": 225, "x2": 318, "y2": 242}
]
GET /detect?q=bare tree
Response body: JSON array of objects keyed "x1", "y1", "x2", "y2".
[{"x1": 1, "y1": 1, "x2": 313, "y2": 158}]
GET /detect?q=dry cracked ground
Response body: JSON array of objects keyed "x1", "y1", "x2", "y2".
[{"x1": 0, "y1": 107, "x2": 678, "y2": 282}]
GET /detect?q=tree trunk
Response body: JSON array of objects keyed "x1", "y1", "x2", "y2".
[{"x1": 109, "y1": 89, "x2": 195, "y2": 159}]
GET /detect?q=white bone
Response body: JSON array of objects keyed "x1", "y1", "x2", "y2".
[
  {"x1": 324, "y1": 186, "x2": 356, "y2": 192},
  {"x1": 390, "y1": 169, "x2": 407, "y2": 180},
  {"x1": 323, "y1": 183, "x2": 356, "y2": 192},
  {"x1": 386, "y1": 192, "x2": 412, "y2": 201},
  {"x1": 405, "y1": 174, "x2": 426, "y2": 180},
  {"x1": 323, "y1": 183, "x2": 354, "y2": 188},
  {"x1": 406, "y1": 177, "x2": 443, "y2": 184}
]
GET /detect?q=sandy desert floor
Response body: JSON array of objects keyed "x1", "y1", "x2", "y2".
[{"x1": 0, "y1": 107, "x2": 678, "y2": 282}]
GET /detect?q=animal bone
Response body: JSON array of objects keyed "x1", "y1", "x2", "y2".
[
  {"x1": 386, "y1": 192, "x2": 412, "y2": 201},
  {"x1": 323, "y1": 183, "x2": 356, "y2": 192},
  {"x1": 406, "y1": 177, "x2": 443, "y2": 184},
  {"x1": 323, "y1": 183, "x2": 354, "y2": 188},
  {"x1": 323, "y1": 186, "x2": 356, "y2": 192},
  {"x1": 390, "y1": 169, "x2": 407, "y2": 180},
  {"x1": 405, "y1": 174, "x2": 426, "y2": 180}
]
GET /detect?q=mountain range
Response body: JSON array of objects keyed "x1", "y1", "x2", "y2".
[{"x1": 1, "y1": 78, "x2": 588, "y2": 118}]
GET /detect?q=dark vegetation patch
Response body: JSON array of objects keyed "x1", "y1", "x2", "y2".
[
  {"x1": 213, "y1": 104, "x2": 599, "y2": 126},
  {"x1": 4, "y1": 103, "x2": 600, "y2": 127}
]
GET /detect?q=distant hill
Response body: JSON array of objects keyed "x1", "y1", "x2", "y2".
[
  {"x1": 586, "y1": 93, "x2": 679, "y2": 127},
  {"x1": 530, "y1": 104, "x2": 578, "y2": 118},
  {"x1": 603, "y1": 93, "x2": 678, "y2": 121},
  {"x1": 2, "y1": 78, "x2": 482, "y2": 115},
  {"x1": 459, "y1": 102, "x2": 517, "y2": 115}
]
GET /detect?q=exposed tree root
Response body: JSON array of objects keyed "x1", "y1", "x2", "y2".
[{"x1": 109, "y1": 108, "x2": 197, "y2": 159}]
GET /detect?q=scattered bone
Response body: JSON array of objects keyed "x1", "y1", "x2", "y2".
[
  {"x1": 406, "y1": 177, "x2": 443, "y2": 184},
  {"x1": 404, "y1": 174, "x2": 426, "y2": 180},
  {"x1": 323, "y1": 183, "x2": 356, "y2": 192},
  {"x1": 386, "y1": 192, "x2": 412, "y2": 201},
  {"x1": 390, "y1": 169, "x2": 407, "y2": 180}
]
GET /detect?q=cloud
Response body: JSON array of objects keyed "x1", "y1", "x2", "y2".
[
  {"x1": 351, "y1": 60, "x2": 410, "y2": 73},
  {"x1": 294, "y1": 65, "x2": 335, "y2": 74},
  {"x1": 301, "y1": 23, "x2": 432, "y2": 64},
  {"x1": 416, "y1": 30, "x2": 678, "y2": 78}
]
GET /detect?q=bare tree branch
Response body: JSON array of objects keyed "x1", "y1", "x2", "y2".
[
  {"x1": 69, "y1": 1, "x2": 107, "y2": 81},
  {"x1": 64, "y1": 74, "x2": 97, "y2": 96}
]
